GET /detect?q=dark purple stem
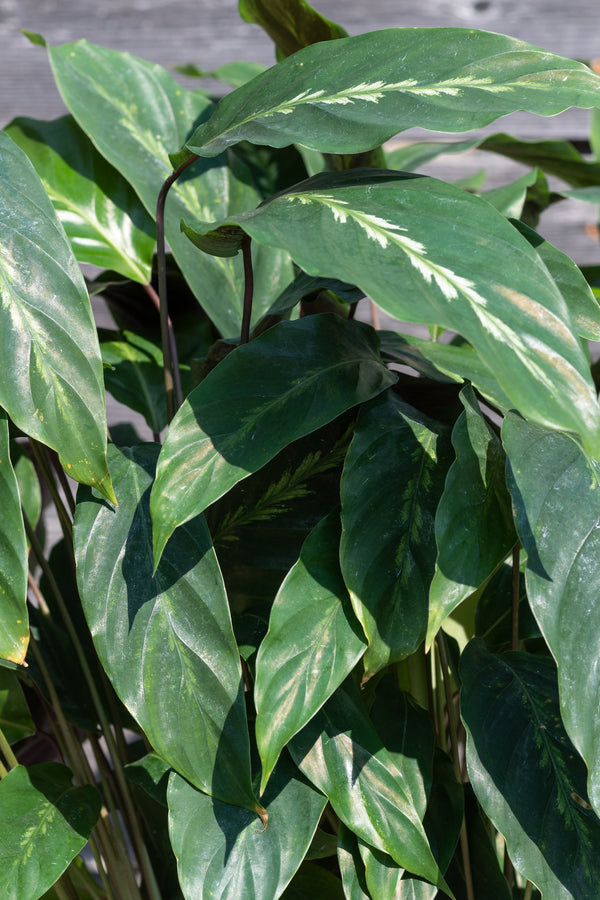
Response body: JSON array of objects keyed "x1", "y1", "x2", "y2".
[{"x1": 240, "y1": 234, "x2": 254, "y2": 345}]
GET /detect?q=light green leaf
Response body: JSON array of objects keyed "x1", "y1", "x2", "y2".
[
  {"x1": 340, "y1": 392, "x2": 452, "y2": 677},
  {"x1": 337, "y1": 824, "x2": 372, "y2": 900},
  {"x1": 4, "y1": 115, "x2": 155, "y2": 283},
  {"x1": 0, "y1": 412, "x2": 28, "y2": 664},
  {"x1": 43, "y1": 39, "x2": 292, "y2": 337},
  {"x1": 0, "y1": 763, "x2": 100, "y2": 900},
  {"x1": 181, "y1": 169, "x2": 600, "y2": 456},
  {"x1": 427, "y1": 386, "x2": 516, "y2": 645},
  {"x1": 480, "y1": 168, "x2": 540, "y2": 218},
  {"x1": 480, "y1": 132, "x2": 600, "y2": 188},
  {"x1": 0, "y1": 131, "x2": 114, "y2": 500},
  {"x1": 289, "y1": 681, "x2": 444, "y2": 889},
  {"x1": 255, "y1": 511, "x2": 367, "y2": 793},
  {"x1": 0, "y1": 670, "x2": 34, "y2": 744},
  {"x1": 150, "y1": 315, "x2": 395, "y2": 565},
  {"x1": 73, "y1": 443, "x2": 257, "y2": 812},
  {"x1": 502, "y1": 413, "x2": 600, "y2": 817},
  {"x1": 186, "y1": 29, "x2": 600, "y2": 158},
  {"x1": 173, "y1": 61, "x2": 266, "y2": 88},
  {"x1": 167, "y1": 754, "x2": 327, "y2": 900},
  {"x1": 461, "y1": 639, "x2": 600, "y2": 900}
]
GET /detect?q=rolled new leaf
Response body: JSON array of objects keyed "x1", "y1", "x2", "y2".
[
  {"x1": 181, "y1": 169, "x2": 600, "y2": 457},
  {"x1": 184, "y1": 29, "x2": 600, "y2": 158}
]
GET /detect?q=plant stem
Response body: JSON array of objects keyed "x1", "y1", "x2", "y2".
[
  {"x1": 48, "y1": 448, "x2": 76, "y2": 516},
  {"x1": 523, "y1": 880, "x2": 534, "y2": 900},
  {"x1": 156, "y1": 153, "x2": 198, "y2": 422},
  {"x1": 143, "y1": 281, "x2": 183, "y2": 412},
  {"x1": 29, "y1": 439, "x2": 75, "y2": 560},
  {"x1": 512, "y1": 541, "x2": 521, "y2": 651},
  {"x1": 0, "y1": 723, "x2": 19, "y2": 770},
  {"x1": 240, "y1": 233, "x2": 254, "y2": 344}
]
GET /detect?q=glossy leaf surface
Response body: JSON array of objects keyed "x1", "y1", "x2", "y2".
[
  {"x1": 44, "y1": 38, "x2": 292, "y2": 337},
  {"x1": 74, "y1": 443, "x2": 257, "y2": 811},
  {"x1": 255, "y1": 511, "x2": 367, "y2": 792},
  {"x1": 4, "y1": 115, "x2": 154, "y2": 283},
  {"x1": 150, "y1": 315, "x2": 395, "y2": 564},
  {"x1": 0, "y1": 763, "x2": 100, "y2": 900},
  {"x1": 0, "y1": 413, "x2": 28, "y2": 664},
  {"x1": 461, "y1": 639, "x2": 600, "y2": 899},
  {"x1": 186, "y1": 29, "x2": 600, "y2": 157},
  {"x1": 168, "y1": 754, "x2": 326, "y2": 900},
  {"x1": 427, "y1": 386, "x2": 516, "y2": 644},
  {"x1": 340, "y1": 392, "x2": 452, "y2": 676},
  {"x1": 289, "y1": 681, "x2": 443, "y2": 888},
  {"x1": 337, "y1": 825, "x2": 371, "y2": 900},
  {"x1": 0, "y1": 131, "x2": 113, "y2": 499},
  {"x1": 239, "y1": 0, "x2": 348, "y2": 57},
  {"x1": 503, "y1": 413, "x2": 600, "y2": 815},
  {"x1": 181, "y1": 169, "x2": 600, "y2": 455}
]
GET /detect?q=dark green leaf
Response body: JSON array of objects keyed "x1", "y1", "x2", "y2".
[
  {"x1": 150, "y1": 315, "x2": 395, "y2": 564},
  {"x1": 427, "y1": 385, "x2": 516, "y2": 644},
  {"x1": 0, "y1": 131, "x2": 114, "y2": 501},
  {"x1": 480, "y1": 133, "x2": 600, "y2": 188},
  {"x1": 124, "y1": 752, "x2": 171, "y2": 806},
  {"x1": 281, "y1": 862, "x2": 346, "y2": 900},
  {"x1": 424, "y1": 750, "x2": 463, "y2": 875},
  {"x1": 186, "y1": 30, "x2": 600, "y2": 158},
  {"x1": 0, "y1": 763, "x2": 100, "y2": 900},
  {"x1": 100, "y1": 330, "x2": 168, "y2": 434},
  {"x1": 340, "y1": 392, "x2": 452, "y2": 676},
  {"x1": 0, "y1": 670, "x2": 34, "y2": 744},
  {"x1": 289, "y1": 681, "x2": 444, "y2": 888},
  {"x1": 12, "y1": 444, "x2": 42, "y2": 533},
  {"x1": 181, "y1": 169, "x2": 600, "y2": 455},
  {"x1": 239, "y1": 0, "x2": 348, "y2": 57},
  {"x1": 503, "y1": 413, "x2": 600, "y2": 815},
  {"x1": 255, "y1": 511, "x2": 366, "y2": 792},
  {"x1": 4, "y1": 115, "x2": 155, "y2": 283},
  {"x1": 44, "y1": 39, "x2": 292, "y2": 337},
  {"x1": 167, "y1": 753, "x2": 327, "y2": 900},
  {"x1": 0, "y1": 412, "x2": 28, "y2": 664},
  {"x1": 462, "y1": 640, "x2": 600, "y2": 899},
  {"x1": 74, "y1": 443, "x2": 257, "y2": 812}
]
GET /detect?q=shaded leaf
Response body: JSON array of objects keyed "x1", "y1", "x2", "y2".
[
  {"x1": 0, "y1": 763, "x2": 100, "y2": 900},
  {"x1": 239, "y1": 0, "x2": 348, "y2": 58},
  {"x1": 181, "y1": 169, "x2": 600, "y2": 455},
  {"x1": 74, "y1": 443, "x2": 257, "y2": 812},
  {"x1": 427, "y1": 385, "x2": 516, "y2": 645},
  {"x1": 100, "y1": 330, "x2": 168, "y2": 434},
  {"x1": 480, "y1": 132, "x2": 600, "y2": 189},
  {"x1": 167, "y1": 753, "x2": 326, "y2": 900},
  {"x1": 255, "y1": 510, "x2": 367, "y2": 792},
  {"x1": 4, "y1": 115, "x2": 154, "y2": 283},
  {"x1": 281, "y1": 862, "x2": 346, "y2": 899},
  {"x1": 340, "y1": 392, "x2": 452, "y2": 676},
  {"x1": 461, "y1": 640, "x2": 600, "y2": 899},
  {"x1": 12, "y1": 444, "x2": 42, "y2": 532},
  {"x1": 150, "y1": 315, "x2": 395, "y2": 564},
  {"x1": 0, "y1": 131, "x2": 114, "y2": 500},
  {"x1": 0, "y1": 669, "x2": 34, "y2": 744},
  {"x1": 503, "y1": 413, "x2": 600, "y2": 815},
  {"x1": 0, "y1": 412, "x2": 28, "y2": 664},
  {"x1": 337, "y1": 824, "x2": 372, "y2": 900}
]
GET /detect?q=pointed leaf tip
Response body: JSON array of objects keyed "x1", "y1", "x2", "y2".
[{"x1": 21, "y1": 29, "x2": 47, "y2": 47}]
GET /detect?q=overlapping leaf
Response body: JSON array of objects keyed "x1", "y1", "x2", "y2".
[
  {"x1": 41, "y1": 37, "x2": 292, "y2": 337},
  {"x1": 503, "y1": 413, "x2": 600, "y2": 816},
  {"x1": 340, "y1": 392, "x2": 452, "y2": 676},
  {"x1": 100, "y1": 330, "x2": 168, "y2": 434},
  {"x1": 461, "y1": 639, "x2": 600, "y2": 899},
  {"x1": 427, "y1": 386, "x2": 516, "y2": 644},
  {"x1": 73, "y1": 443, "x2": 257, "y2": 812},
  {"x1": 289, "y1": 681, "x2": 444, "y2": 889},
  {"x1": 183, "y1": 29, "x2": 600, "y2": 158},
  {"x1": 255, "y1": 511, "x2": 367, "y2": 792},
  {"x1": 4, "y1": 115, "x2": 155, "y2": 283},
  {"x1": 0, "y1": 670, "x2": 34, "y2": 744},
  {"x1": 0, "y1": 413, "x2": 28, "y2": 664},
  {"x1": 168, "y1": 755, "x2": 326, "y2": 900},
  {"x1": 239, "y1": 0, "x2": 348, "y2": 57},
  {"x1": 181, "y1": 169, "x2": 600, "y2": 456},
  {"x1": 0, "y1": 131, "x2": 114, "y2": 500},
  {"x1": 150, "y1": 315, "x2": 395, "y2": 565},
  {"x1": 0, "y1": 763, "x2": 100, "y2": 900}
]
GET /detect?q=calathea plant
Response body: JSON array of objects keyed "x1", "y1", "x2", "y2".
[{"x1": 2, "y1": 1, "x2": 600, "y2": 897}]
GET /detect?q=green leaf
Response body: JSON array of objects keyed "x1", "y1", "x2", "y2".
[
  {"x1": 100, "y1": 330, "x2": 168, "y2": 434},
  {"x1": 73, "y1": 443, "x2": 257, "y2": 812},
  {"x1": 0, "y1": 131, "x2": 114, "y2": 501},
  {"x1": 239, "y1": 0, "x2": 348, "y2": 57},
  {"x1": 0, "y1": 670, "x2": 34, "y2": 744},
  {"x1": 461, "y1": 639, "x2": 600, "y2": 899},
  {"x1": 427, "y1": 386, "x2": 516, "y2": 645},
  {"x1": 150, "y1": 315, "x2": 395, "y2": 565},
  {"x1": 12, "y1": 444, "x2": 42, "y2": 533},
  {"x1": 0, "y1": 412, "x2": 28, "y2": 664},
  {"x1": 289, "y1": 681, "x2": 444, "y2": 889},
  {"x1": 181, "y1": 169, "x2": 600, "y2": 456},
  {"x1": 0, "y1": 763, "x2": 100, "y2": 900},
  {"x1": 124, "y1": 752, "x2": 171, "y2": 806},
  {"x1": 281, "y1": 862, "x2": 346, "y2": 900},
  {"x1": 340, "y1": 392, "x2": 452, "y2": 677},
  {"x1": 173, "y1": 61, "x2": 266, "y2": 88},
  {"x1": 502, "y1": 413, "x2": 600, "y2": 816},
  {"x1": 337, "y1": 824, "x2": 372, "y2": 900},
  {"x1": 480, "y1": 133, "x2": 600, "y2": 188},
  {"x1": 385, "y1": 139, "x2": 480, "y2": 174},
  {"x1": 479, "y1": 168, "x2": 541, "y2": 218},
  {"x1": 255, "y1": 510, "x2": 367, "y2": 793},
  {"x1": 186, "y1": 29, "x2": 600, "y2": 158},
  {"x1": 43, "y1": 39, "x2": 292, "y2": 337},
  {"x1": 167, "y1": 754, "x2": 327, "y2": 900},
  {"x1": 4, "y1": 115, "x2": 155, "y2": 283}
]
